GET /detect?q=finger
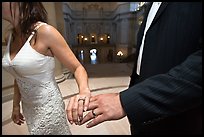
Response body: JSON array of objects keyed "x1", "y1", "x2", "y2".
[
  {"x1": 19, "y1": 115, "x2": 25, "y2": 124},
  {"x1": 19, "y1": 113, "x2": 25, "y2": 121},
  {"x1": 79, "y1": 111, "x2": 94, "y2": 125},
  {"x1": 78, "y1": 98, "x2": 85, "y2": 121},
  {"x1": 18, "y1": 118, "x2": 25, "y2": 124},
  {"x1": 86, "y1": 114, "x2": 105, "y2": 128},
  {"x1": 19, "y1": 114, "x2": 24, "y2": 119},
  {"x1": 17, "y1": 122, "x2": 21, "y2": 125},
  {"x1": 66, "y1": 97, "x2": 75, "y2": 124},
  {"x1": 86, "y1": 100, "x2": 98, "y2": 111},
  {"x1": 18, "y1": 119, "x2": 24, "y2": 125},
  {"x1": 72, "y1": 96, "x2": 80, "y2": 124},
  {"x1": 90, "y1": 96, "x2": 97, "y2": 102},
  {"x1": 16, "y1": 117, "x2": 24, "y2": 125},
  {"x1": 83, "y1": 96, "x2": 90, "y2": 112}
]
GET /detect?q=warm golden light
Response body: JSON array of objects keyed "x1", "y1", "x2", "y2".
[{"x1": 117, "y1": 51, "x2": 123, "y2": 56}]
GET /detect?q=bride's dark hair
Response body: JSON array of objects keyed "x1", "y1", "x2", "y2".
[{"x1": 10, "y1": 2, "x2": 48, "y2": 36}]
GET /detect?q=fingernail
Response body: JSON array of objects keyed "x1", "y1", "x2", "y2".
[
  {"x1": 84, "y1": 107, "x2": 87, "y2": 111},
  {"x1": 70, "y1": 121, "x2": 73, "y2": 124},
  {"x1": 79, "y1": 116, "x2": 82, "y2": 121}
]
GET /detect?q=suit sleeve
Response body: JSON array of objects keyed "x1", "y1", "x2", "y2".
[{"x1": 119, "y1": 49, "x2": 202, "y2": 126}]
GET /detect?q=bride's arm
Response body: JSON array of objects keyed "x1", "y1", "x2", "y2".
[
  {"x1": 13, "y1": 80, "x2": 21, "y2": 108},
  {"x1": 11, "y1": 80, "x2": 25, "y2": 125},
  {"x1": 36, "y1": 24, "x2": 91, "y2": 125}
]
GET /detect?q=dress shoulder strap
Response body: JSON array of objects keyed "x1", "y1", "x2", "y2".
[
  {"x1": 34, "y1": 22, "x2": 47, "y2": 31},
  {"x1": 27, "y1": 22, "x2": 48, "y2": 42}
]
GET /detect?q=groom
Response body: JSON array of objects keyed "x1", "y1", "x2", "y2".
[{"x1": 69, "y1": 2, "x2": 202, "y2": 135}]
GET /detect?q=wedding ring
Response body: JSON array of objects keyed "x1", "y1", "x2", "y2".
[
  {"x1": 92, "y1": 110, "x2": 97, "y2": 118},
  {"x1": 78, "y1": 97, "x2": 86, "y2": 102}
]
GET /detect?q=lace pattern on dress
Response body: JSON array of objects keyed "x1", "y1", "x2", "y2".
[{"x1": 16, "y1": 77, "x2": 71, "y2": 135}]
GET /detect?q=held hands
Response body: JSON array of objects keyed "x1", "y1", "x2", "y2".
[{"x1": 67, "y1": 93, "x2": 126, "y2": 128}]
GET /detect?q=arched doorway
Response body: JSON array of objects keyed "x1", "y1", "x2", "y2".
[{"x1": 90, "y1": 49, "x2": 98, "y2": 64}]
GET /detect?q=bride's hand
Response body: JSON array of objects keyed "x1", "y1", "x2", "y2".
[
  {"x1": 66, "y1": 88, "x2": 91, "y2": 125},
  {"x1": 11, "y1": 107, "x2": 25, "y2": 125}
]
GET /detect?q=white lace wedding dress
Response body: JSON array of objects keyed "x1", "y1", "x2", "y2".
[{"x1": 2, "y1": 23, "x2": 72, "y2": 135}]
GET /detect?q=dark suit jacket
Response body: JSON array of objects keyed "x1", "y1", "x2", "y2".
[{"x1": 119, "y1": 2, "x2": 202, "y2": 134}]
